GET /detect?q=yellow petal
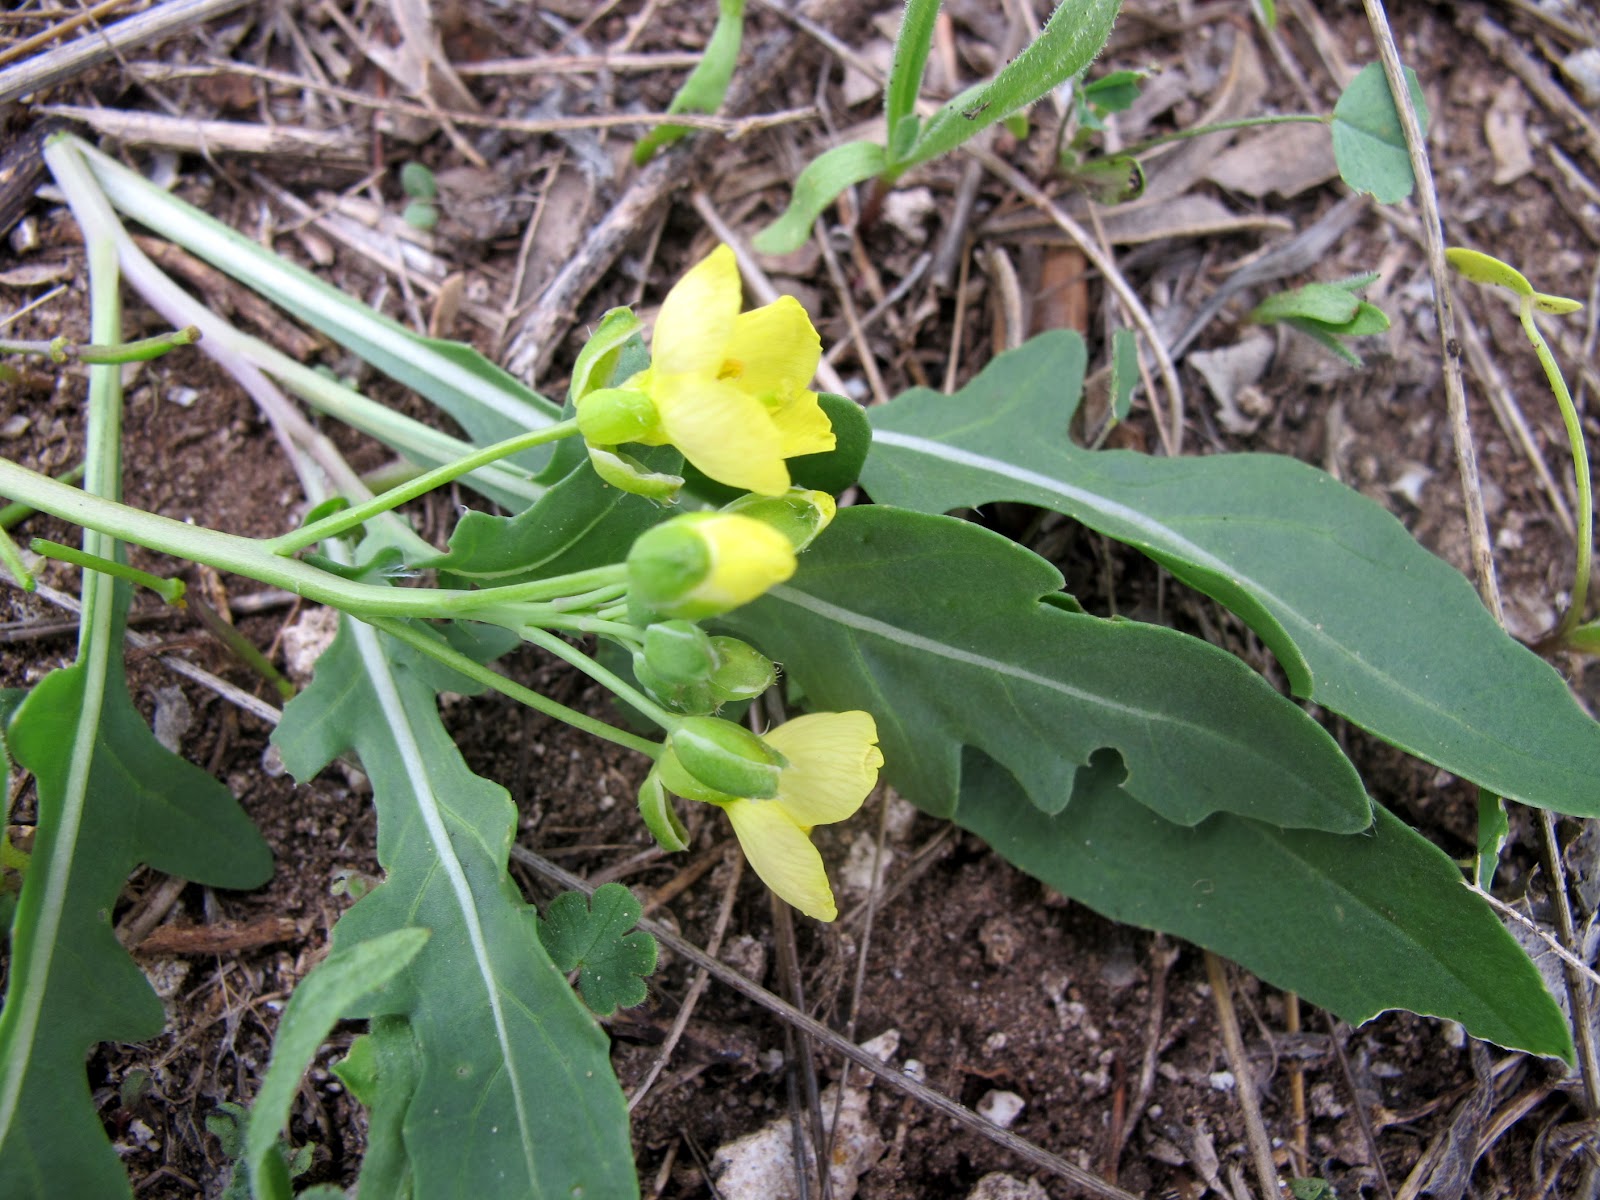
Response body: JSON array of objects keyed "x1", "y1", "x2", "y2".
[
  {"x1": 766, "y1": 389, "x2": 836, "y2": 458},
  {"x1": 652, "y1": 245, "x2": 741, "y2": 376},
  {"x1": 724, "y1": 798, "x2": 838, "y2": 921},
  {"x1": 722, "y1": 296, "x2": 822, "y2": 400},
  {"x1": 696, "y1": 514, "x2": 797, "y2": 612},
  {"x1": 766, "y1": 711, "x2": 883, "y2": 826},
  {"x1": 656, "y1": 375, "x2": 791, "y2": 495}
]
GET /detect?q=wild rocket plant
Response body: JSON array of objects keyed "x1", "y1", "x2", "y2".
[{"x1": 0, "y1": 15, "x2": 1597, "y2": 1197}]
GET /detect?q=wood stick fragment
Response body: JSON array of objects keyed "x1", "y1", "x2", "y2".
[
  {"x1": 42, "y1": 105, "x2": 366, "y2": 164},
  {"x1": 0, "y1": 0, "x2": 251, "y2": 106}
]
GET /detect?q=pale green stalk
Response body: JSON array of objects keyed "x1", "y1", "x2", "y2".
[
  {"x1": 1521, "y1": 297, "x2": 1592, "y2": 641},
  {"x1": 0, "y1": 457, "x2": 620, "y2": 627},
  {"x1": 518, "y1": 624, "x2": 678, "y2": 730},
  {"x1": 369, "y1": 616, "x2": 661, "y2": 758},
  {"x1": 265, "y1": 420, "x2": 577, "y2": 555}
]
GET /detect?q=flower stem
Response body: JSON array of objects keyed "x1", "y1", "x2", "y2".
[
  {"x1": 368, "y1": 615, "x2": 661, "y2": 758},
  {"x1": 519, "y1": 624, "x2": 678, "y2": 730},
  {"x1": 1113, "y1": 112, "x2": 1327, "y2": 158},
  {"x1": 264, "y1": 419, "x2": 578, "y2": 555},
  {"x1": 30, "y1": 538, "x2": 186, "y2": 605}
]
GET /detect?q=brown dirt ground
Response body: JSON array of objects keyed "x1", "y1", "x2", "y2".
[{"x1": 3, "y1": 0, "x2": 1600, "y2": 1196}]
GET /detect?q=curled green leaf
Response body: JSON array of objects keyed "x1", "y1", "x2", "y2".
[{"x1": 751, "y1": 140, "x2": 889, "y2": 255}]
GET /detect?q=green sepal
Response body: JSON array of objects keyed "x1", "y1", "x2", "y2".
[
  {"x1": 666, "y1": 716, "x2": 785, "y2": 799},
  {"x1": 638, "y1": 768, "x2": 690, "y2": 852}
]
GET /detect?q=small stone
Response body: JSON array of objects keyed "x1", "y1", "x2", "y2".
[
  {"x1": 1562, "y1": 47, "x2": 1600, "y2": 107},
  {"x1": 903, "y1": 1059, "x2": 927, "y2": 1084},
  {"x1": 281, "y1": 605, "x2": 342, "y2": 682},
  {"x1": 977, "y1": 916, "x2": 1020, "y2": 967},
  {"x1": 859, "y1": 1028, "x2": 900, "y2": 1063},
  {"x1": 977, "y1": 1089, "x2": 1026, "y2": 1129},
  {"x1": 966, "y1": 1172, "x2": 1049, "y2": 1200},
  {"x1": 1208, "y1": 1070, "x2": 1236, "y2": 1092}
]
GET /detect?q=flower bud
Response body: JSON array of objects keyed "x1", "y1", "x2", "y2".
[
  {"x1": 643, "y1": 620, "x2": 716, "y2": 685},
  {"x1": 633, "y1": 650, "x2": 719, "y2": 716},
  {"x1": 576, "y1": 386, "x2": 661, "y2": 446},
  {"x1": 627, "y1": 513, "x2": 796, "y2": 621},
  {"x1": 720, "y1": 488, "x2": 837, "y2": 552},
  {"x1": 707, "y1": 636, "x2": 777, "y2": 702},
  {"x1": 664, "y1": 716, "x2": 786, "y2": 801}
]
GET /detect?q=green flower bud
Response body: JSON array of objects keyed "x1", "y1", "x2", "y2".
[
  {"x1": 643, "y1": 620, "x2": 716, "y2": 685},
  {"x1": 720, "y1": 488, "x2": 837, "y2": 552},
  {"x1": 633, "y1": 650, "x2": 719, "y2": 716},
  {"x1": 576, "y1": 386, "x2": 661, "y2": 446},
  {"x1": 627, "y1": 513, "x2": 796, "y2": 621},
  {"x1": 707, "y1": 636, "x2": 777, "y2": 702},
  {"x1": 665, "y1": 716, "x2": 787, "y2": 800}
]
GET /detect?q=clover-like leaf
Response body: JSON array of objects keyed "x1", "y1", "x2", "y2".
[
  {"x1": 1332, "y1": 62, "x2": 1428, "y2": 204},
  {"x1": 538, "y1": 883, "x2": 659, "y2": 1017}
]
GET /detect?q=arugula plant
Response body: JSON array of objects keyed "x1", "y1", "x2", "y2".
[{"x1": 0, "y1": 122, "x2": 1591, "y2": 1200}]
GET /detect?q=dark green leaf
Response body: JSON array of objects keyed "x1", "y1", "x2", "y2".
[
  {"x1": 906, "y1": 0, "x2": 1122, "y2": 169},
  {"x1": 861, "y1": 333, "x2": 1600, "y2": 817},
  {"x1": 725, "y1": 507, "x2": 1370, "y2": 832},
  {"x1": 538, "y1": 884, "x2": 659, "y2": 1016},
  {"x1": 422, "y1": 455, "x2": 675, "y2": 587},
  {"x1": 1332, "y1": 62, "x2": 1429, "y2": 204},
  {"x1": 0, "y1": 593, "x2": 271, "y2": 1198},
  {"x1": 957, "y1": 748, "x2": 1572, "y2": 1060}
]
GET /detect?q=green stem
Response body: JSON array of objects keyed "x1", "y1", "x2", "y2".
[
  {"x1": 1116, "y1": 112, "x2": 1327, "y2": 159},
  {"x1": 518, "y1": 624, "x2": 678, "y2": 730},
  {"x1": 0, "y1": 526, "x2": 32, "y2": 592},
  {"x1": 1521, "y1": 298, "x2": 1592, "y2": 641},
  {"x1": 187, "y1": 596, "x2": 297, "y2": 700},
  {"x1": 0, "y1": 456, "x2": 611, "y2": 625},
  {"x1": 265, "y1": 420, "x2": 578, "y2": 555},
  {"x1": 0, "y1": 463, "x2": 86, "y2": 530},
  {"x1": 368, "y1": 616, "x2": 662, "y2": 758},
  {"x1": 30, "y1": 538, "x2": 185, "y2": 605},
  {"x1": 0, "y1": 327, "x2": 199, "y2": 364},
  {"x1": 428, "y1": 565, "x2": 628, "y2": 614}
]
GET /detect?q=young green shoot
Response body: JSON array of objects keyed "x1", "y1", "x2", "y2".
[{"x1": 1446, "y1": 247, "x2": 1590, "y2": 644}]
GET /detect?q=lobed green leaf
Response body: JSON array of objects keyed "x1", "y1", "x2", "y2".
[
  {"x1": 273, "y1": 611, "x2": 637, "y2": 1199},
  {"x1": 726, "y1": 506, "x2": 1371, "y2": 833},
  {"x1": 957, "y1": 748, "x2": 1572, "y2": 1060},
  {"x1": 537, "y1": 883, "x2": 658, "y2": 1016},
  {"x1": 0, "y1": 593, "x2": 271, "y2": 1198},
  {"x1": 860, "y1": 333, "x2": 1600, "y2": 817}
]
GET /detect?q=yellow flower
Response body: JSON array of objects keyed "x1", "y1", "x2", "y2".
[
  {"x1": 666, "y1": 712, "x2": 883, "y2": 921},
  {"x1": 628, "y1": 245, "x2": 834, "y2": 496}
]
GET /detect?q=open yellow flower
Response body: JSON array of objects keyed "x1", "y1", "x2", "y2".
[
  {"x1": 662, "y1": 711, "x2": 882, "y2": 921},
  {"x1": 627, "y1": 245, "x2": 834, "y2": 496}
]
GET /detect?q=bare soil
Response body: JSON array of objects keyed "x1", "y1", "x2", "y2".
[{"x1": 2, "y1": 0, "x2": 1599, "y2": 1196}]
